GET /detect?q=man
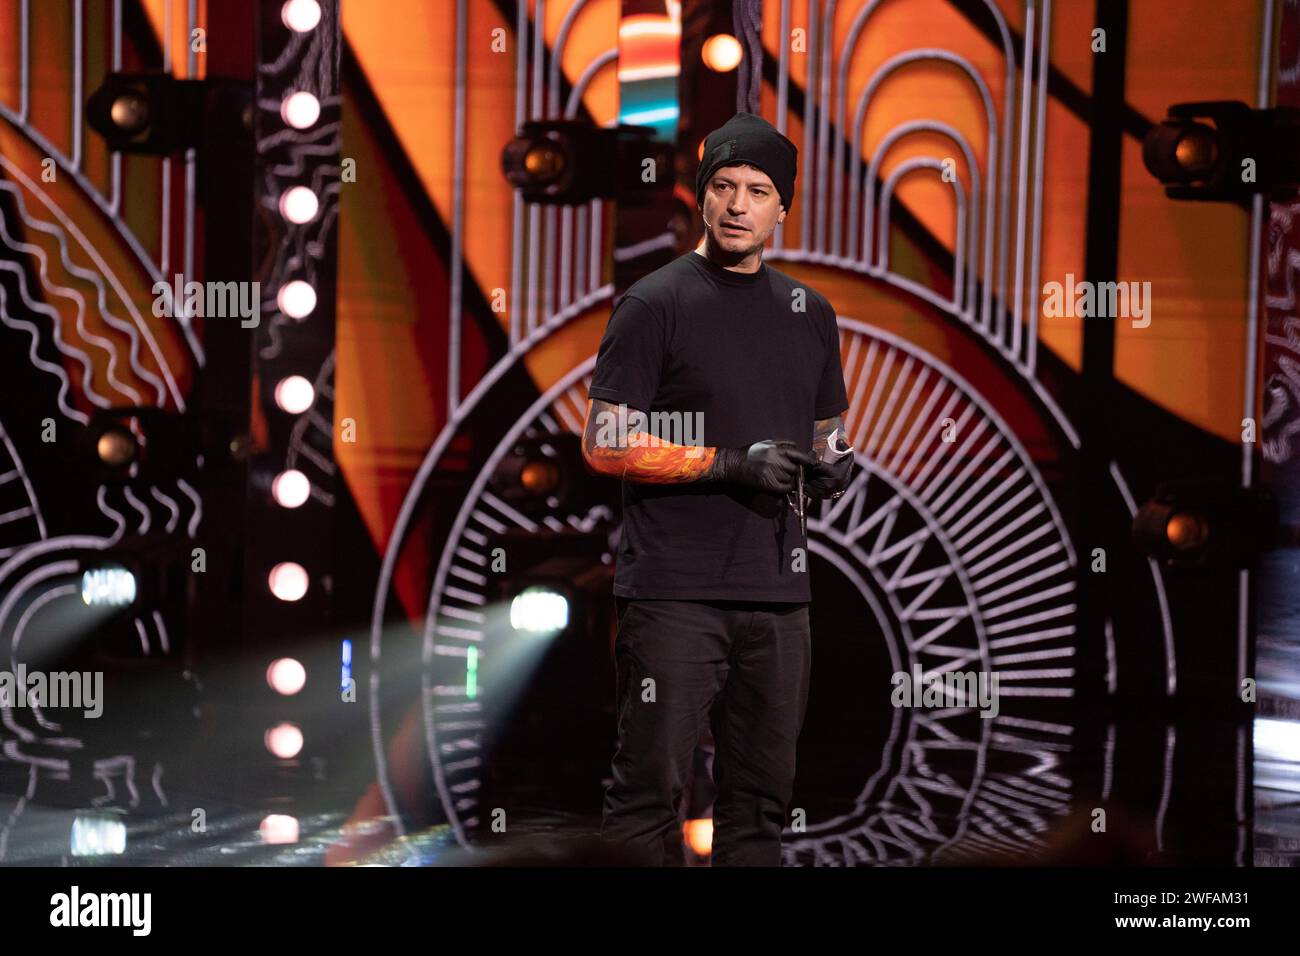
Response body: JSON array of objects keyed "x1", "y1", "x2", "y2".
[{"x1": 582, "y1": 111, "x2": 855, "y2": 866}]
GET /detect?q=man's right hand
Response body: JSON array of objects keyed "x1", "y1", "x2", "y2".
[{"x1": 711, "y1": 440, "x2": 818, "y2": 493}]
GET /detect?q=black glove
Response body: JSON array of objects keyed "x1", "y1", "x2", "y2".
[
  {"x1": 711, "y1": 440, "x2": 818, "y2": 494},
  {"x1": 804, "y1": 454, "x2": 854, "y2": 499}
]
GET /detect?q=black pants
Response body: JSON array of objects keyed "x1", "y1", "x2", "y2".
[{"x1": 600, "y1": 596, "x2": 811, "y2": 866}]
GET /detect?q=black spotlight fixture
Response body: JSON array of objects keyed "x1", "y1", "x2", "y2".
[
  {"x1": 87, "y1": 73, "x2": 206, "y2": 153},
  {"x1": 1142, "y1": 100, "x2": 1300, "y2": 203},
  {"x1": 1132, "y1": 479, "x2": 1279, "y2": 568},
  {"x1": 83, "y1": 408, "x2": 207, "y2": 483},
  {"x1": 501, "y1": 121, "x2": 674, "y2": 206},
  {"x1": 87, "y1": 72, "x2": 251, "y2": 155},
  {"x1": 78, "y1": 546, "x2": 188, "y2": 662},
  {"x1": 488, "y1": 432, "x2": 600, "y2": 518}
]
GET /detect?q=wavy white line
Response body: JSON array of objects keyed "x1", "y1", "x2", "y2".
[
  {"x1": 0, "y1": 197, "x2": 141, "y2": 403},
  {"x1": 0, "y1": 177, "x2": 168, "y2": 404},
  {"x1": 0, "y1": 285, "x2": 87, "y2": 423},
  {"x1": 0, "y1": 259, "x2": 111, "y2": 408}
]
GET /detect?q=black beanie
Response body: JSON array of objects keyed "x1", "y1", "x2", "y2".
[{"x1": 695, "y1": 111, "x2": 798, "y2": 213}]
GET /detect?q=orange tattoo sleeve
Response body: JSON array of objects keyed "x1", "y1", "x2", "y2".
[{"x1": 582, "y1": 399, "x2": 717, "y2": 484}]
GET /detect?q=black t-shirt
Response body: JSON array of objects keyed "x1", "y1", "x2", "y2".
[{"x1": 587, "y1": 250, "x2": 849, "y2": 602}]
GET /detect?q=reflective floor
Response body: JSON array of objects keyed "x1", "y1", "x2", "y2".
[
  {"x1": 2, "y1": 546, "x2": 1295, "y2": 866},
  {"x1": 0, "y1": 703, "x2": 1279, "y2": 866}
]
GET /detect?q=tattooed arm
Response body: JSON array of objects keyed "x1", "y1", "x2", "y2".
[
  {"x1": 581, "y1": 398, "x2": 815, "y2": 491},
  {"x1": 582, "y1": 398, "x2": 718, "y2": 483},
  {"x1": 812, "y1": 414, "x2": 846, "y2": 461},
  {"x1": 806, "y1": 413, "x2": 855, "y2": 499}
]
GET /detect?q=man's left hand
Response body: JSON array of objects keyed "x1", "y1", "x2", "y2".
[{"x1": 804, "y1": 455, "x2": 854, "y2": 499}]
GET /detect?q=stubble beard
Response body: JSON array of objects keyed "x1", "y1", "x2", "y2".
[{"x1": 704, "y1": 225, "x2": 764, "y2": 265}]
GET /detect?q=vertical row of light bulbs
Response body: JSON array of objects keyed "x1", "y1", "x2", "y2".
[{"x1": 260, "y1": 0, "x2": 326, "y2": 782}]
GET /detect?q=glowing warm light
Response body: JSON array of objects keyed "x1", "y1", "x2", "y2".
[
  {"x1": 260, "y1": 814, "x2": 301, "y2": 844},
  {"x1": 96, "y1": 427, "x2": 137, "y2": 466},
  {"x1": 280, "y1": 91, "x2": 320, "y2": 129},
  {"x1": 109, "y1": 93, "x2": 149, "y2": 133},
  {"x1": 266, "y1": 657, "x2": 307, "y2": 696},
  {"x1": 272, "y1": 469, "x2": 311, "y2": 508},
  {"x1": 265, "y1": 722, "x2": 304, "y2": 759},
  {"x1": 524, "y1": 144, "x2": 565, "y2": 180},
  {"x1": 268, "y1": 562, "x2": 309, "y2": 602},
  {"x1": 520, "y1": 459, "x2": 560, "y2": 494},
  {"x1": 683, "y1": 818, "x2": 713, "y2": 856},
  {"x1": 278, "y1": 280, "x2": 317, "y2": 319},
  {"x1": 509, "y1": 586, "x2": 569, "y2": 633},
  {"x1": 702, "y1": 34, "x2": 743, "y2": 72},
  {"x1": 281, "y1": 0, "x2": 321, "y2": 32},
  {"x1": 279, "y1": 186, "x2": 319, "y2": 224},
  {"x1": 1175, "y1": 130, "x2": 1217, "y2": 174},
  {"x1": 274, "y1": 375, "x2": 315, "y2": 414},
  {"x1": 1166, "y1": 513, "x2": 1209, "y2": 551}
]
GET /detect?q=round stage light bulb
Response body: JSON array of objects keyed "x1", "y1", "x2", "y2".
[
  {"x1": 683, "y1": 818, "x2": 714, "y2": 856},
  {"x1": 279, "y1": 186, "x2": 319, "y2": 224},
  {"x1": 520, "y1": 458, "x2": 560, "y2": 495},
  {"x1": 281, "y1": 0, "x2": 321, "y2": 32},
  {"x1": 1166, "y1": 512, "x2": 1210, "y2": 551},
  {"x1": 272, "y1": 468, "x2": 311, "y2": 508},
  {"x1": 702, "y1": 34, "x2": 743, "y2": 72},
  {"x1": 260, "y1": 813, "x2": 300, "y2": 845},
  {"x1": 96, "y1": 427, "x2": 137, "y2": 466},
  {"x1": 265, "y1": 722, "x2": 304, "y2": 759},
  {"x1": 110, "y1": 92, "x2": 149, "y2": 133},
  {"x1": 1175, "y1": 129, "x2": 1218, "y2": 176},
  {"x1": 523, "y1": 143, "x2": 566, "y2": 181},
  {"x1": 277, "y1": 280, "x2": 316, "y2": 319},
  {"x1": 267, "y1": 657, "x2": 307, "y2": 695},
  {"x1": 274, "y1": 375, "x2": 315, "y2": 414},
  {"x1": 268, "y1": 561, "x2": 309, "y2": 602},
  {"x1": 280, "y1": 91, "x2": 320, "y2": 129}
]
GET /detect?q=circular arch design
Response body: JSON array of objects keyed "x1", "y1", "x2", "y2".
[
  {"x1": 857, "y1": 119, "x2": 984, "y2": 317},
  {"x1": 370, "y1": 312, "x2": 1089, "y2": 861},
  {"x1": 841, "y1": 47, "x2": 1013, "y2": 355},
  {"x1": 831, "y1": 0, "x2": 1015, "y2": 273},
  {"x1": 876, "y1": 159, "x2": 968, "y2": 314}
]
